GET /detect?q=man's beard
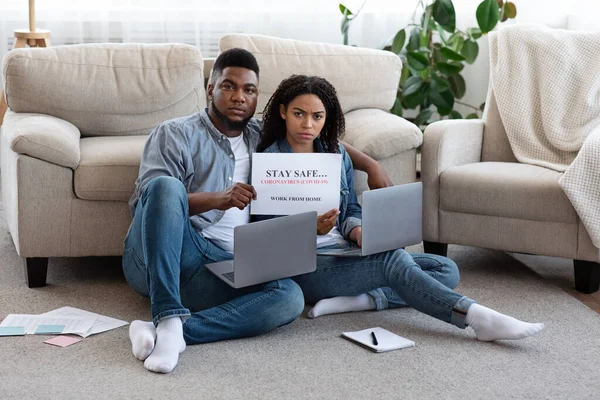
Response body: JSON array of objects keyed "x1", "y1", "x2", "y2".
[{"x1": 211, "y1": 100, "x2": 252, "y2": 132}]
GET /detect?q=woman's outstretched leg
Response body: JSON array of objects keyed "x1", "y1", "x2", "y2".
[
  {"x1": 308, "y1": 253, "x2": 460, "y2": 318},
  {"x1": 296, "y1": 248, "x2": 544, "y2": 341}
]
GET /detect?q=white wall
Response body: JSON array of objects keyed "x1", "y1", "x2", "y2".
[{"x1": 0, "y1": 0, "x2": 592, "y2": 119}]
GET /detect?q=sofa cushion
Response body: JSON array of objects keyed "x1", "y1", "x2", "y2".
[
  {"x1": 3, "y1": 111, "x2": 81, "y2": 169},
  {"x1": 3, "y1": 43, "x2": 205, "y2": 137},
  {"x1": 343, "y1": 109, "x2": 422, "y2": 159},
  {"x1": 74, "y1": 136, "x2": 147, "y2": 201},
  {"x1": 218, "y1": 34, "x2": 401, "y2": 116},
  {"x1": 440, "y1": 162, "x2": 577, "y2": 224}
]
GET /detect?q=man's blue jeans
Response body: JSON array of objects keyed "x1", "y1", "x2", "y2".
[{"x1": 122, "y1": 176, "x2": 305, "y2": 345}]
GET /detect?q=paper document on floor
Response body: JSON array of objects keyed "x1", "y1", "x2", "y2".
[
  {"x1": 0, "y1": 314, "x2": 96, "y2": 336},
  {"x1": 44, "y1": 335, "x2": 83, "y2": 347},
  {"x1": 41, "y1": 306, "x2": 129, "y2": 337}
]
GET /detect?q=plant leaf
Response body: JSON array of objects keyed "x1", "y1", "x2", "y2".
[
  {"x1": 432, "y1": 43, "x2": 445, "y2": 63},
  {"x1": 476, "y1": 0, "x2": 500, "y2": 33},
  {"x1": 421, "y1": 6, "x2": 435, "y2": 32},
  {"x1": 414, "y1": 108, "x2": 433, "y2": 126},
  {"x1": 461, "y1": 39, "x2": 479, "y2": 64},
  {"x1": 403, "y1": 76, "x2": 424, "y2": 97},
  {"x1": 431, "y1": 72, "x2": 450, "y2": 90},
  {"x1": 504, "y1": 2, "x2": 517, "y2": 19},
  {"x1": 441, "y1": 47, "x2": 466, "y2": 61},
  {"x1": 447, "y1": 33, "x2": 465, "y2": 52},
  {"x1": 479, "y1": 102, "x2": 486, "y2": 111},
  {"x1": 467, "y1": 27, "x2": 483, "y2": 39},
  {"x1": 400, "y1": 59, "x2": 410, "y2": 86},
  {"x1": 403, "y1": 91, "x2": 425, "y2": 109},
  {"x1": 436, "y1": 61, "x2": 463, "y2": 75},
  {"x1": 449, "y1": 110, "x2": 463, "y2": 119},
  {"x1": 339, "y1": 4, "x2": 352, "y2": 16},
  {"x1": 435, "y1": 25, "x2": 448, "y2": 45},
  {"x1": 466, "y1": 113, "x2": 479, "y2": 119},
  {"x1": 392, "y1": 29, "x2": 406, "y2": 55},
  {"x1": 449, "y1": 74, "x2": 466, "y2": 99},
  {"x1": 391, "y1": 97, "x2": 403, "y2": 117},
  {"x1": 407, "y1": 51, "x2": 429, "y2": 71},
  {"x1": 496, "y1": 0, "x2": 504, "y2": 7},
  {"x1": 438, "y1": 107, "x2": 452, "y2": 116},
  {"x1": 420, "y1": 30, "x2": 430, "y2": 48},
  {"x1": 407, "y1": 28, "x2": 421, "y2": 51},
  {"x1": 432, "y1": 0, "x2": 456, "y2": 33},
  {"x1": 429, "y1": 89, "x2": 455, "y2": 112}
]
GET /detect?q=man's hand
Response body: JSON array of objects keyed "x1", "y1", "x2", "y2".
[
  {"x1": 217, "y1": 183, "x2": 257, "y2": 210},
  {"x1": 365, "y1": 162, "x2": 393, "y2": 190},
  {"x1": 349, "y1": 226, "x2": 362, "y2": 247},
  {"x1": 339, "y1": 141, "x2": 392, "y2": 189},
  {"x1": 317, "y1": 208, "x2": 339, "y2": 235}
]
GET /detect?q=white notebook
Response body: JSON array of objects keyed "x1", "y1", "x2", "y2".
[{"x1": 341, "y1": 327, "x2": 415, "y2": 353}]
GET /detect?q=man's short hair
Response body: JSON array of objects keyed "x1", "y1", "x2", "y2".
[{"x1": 210, "y1": 48, "x2": 260, "y2": 84}]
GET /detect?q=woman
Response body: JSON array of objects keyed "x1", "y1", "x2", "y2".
[{"x1": 256, "y1": 75, "x2": 544, "y2": 341}]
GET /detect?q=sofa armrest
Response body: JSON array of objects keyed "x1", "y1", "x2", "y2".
[
  {"x1": 422, "y1": 119, "x2": 484, "y2": 242},
  {"x1": 3, "y1": 110, "x2": 81, "y2": 169},
  {"x1": 343, "y1": 109, "x2": 422, "y2": 160}
]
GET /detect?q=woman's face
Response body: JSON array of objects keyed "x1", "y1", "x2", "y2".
[{"x1": 280, "y1": 94, "x2": 326, "y2": 149}]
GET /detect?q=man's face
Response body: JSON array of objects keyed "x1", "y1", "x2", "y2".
[{"x1": 207, "y1": 67, "x2": 259, "y2": 134}]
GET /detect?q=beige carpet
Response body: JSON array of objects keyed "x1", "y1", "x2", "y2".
[{"x1": 1, "y1": 202, "x2": 600, "y2": 399}]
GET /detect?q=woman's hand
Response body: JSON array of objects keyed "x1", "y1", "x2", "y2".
[
  {"x1": 349, "y1": 226, "x2": 362, "y2": 247},
  {"x1": 317, "y1": 208, "x2": 339, "y2": 235}
]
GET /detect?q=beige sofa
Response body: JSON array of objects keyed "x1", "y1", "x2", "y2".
[
  {"x1": 421, "y1": 84, "x2": 600, "y2": 293},
  {"x1": 1, "y1": 34, "x2": 422, "y2": 287}
]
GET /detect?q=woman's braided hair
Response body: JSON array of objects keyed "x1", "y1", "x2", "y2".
[{"x1": 257, "y1": 75, "x2": 345, "y2": 153}]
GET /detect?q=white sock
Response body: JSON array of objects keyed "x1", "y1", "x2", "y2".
[
  {"x1": 308, "y1": 294, "x2": 376, "y2": 318},
  {"x1": 465, "y1": 303, "x2": 545, "y2": 341},
  {"x1": 129, "y1": 320, "x2": 156, "y2": 361},
  {"x1": 144, "y1": 317, "x2": 186, "y2": 374}
]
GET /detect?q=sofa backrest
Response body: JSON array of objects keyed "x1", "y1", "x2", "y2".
[
  {"x1": 218, "y1": 34, "x2": 401, "y2": 116},
  {"x1": 2, "y1": 43, "x2": 205, "y2": 137},
  {"x1": 481, "y1": 82, "x2": 518, "y2": 162}
]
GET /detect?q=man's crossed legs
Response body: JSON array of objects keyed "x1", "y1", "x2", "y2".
[{"x1": 123, "y1": 177, "x2": 305, "y2": 373}]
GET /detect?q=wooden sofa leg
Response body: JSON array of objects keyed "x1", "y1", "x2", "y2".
[
  {"x1": 423, "y1": 241, "x2": 448, "y2": 257},
  {"x1": 573, "y1": 260, "x2": 600, "y2": 294},
  {"x1": 23, "y1": 257, "x2": 49, "y2": 288}
]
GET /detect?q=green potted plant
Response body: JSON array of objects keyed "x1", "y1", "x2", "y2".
[{"x1": 340, "y1": 0, "x2": 517, "y2": 128}]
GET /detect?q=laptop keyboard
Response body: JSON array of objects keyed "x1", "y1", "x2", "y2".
[
  {"x1": 317, "y1": 248, "x2": 362, "y2": 256},
  {"x1": 222, "y1": 272, "x2": 235, "y2": 283}
]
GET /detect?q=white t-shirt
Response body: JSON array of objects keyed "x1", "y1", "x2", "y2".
[
  {"x1": 317, "y1": 226, "x2": 346, "y2": 248},
  {"x1": 201, "y1": 134, "x2": 250, "y2": 253}
]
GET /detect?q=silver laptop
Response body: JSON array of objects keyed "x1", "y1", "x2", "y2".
[
  {"x1": 206, "y1": 211, "x2": 317, "y2": 288},
  {"x1": 317, "y1": 182, "x2": 422, "y2": 257}
]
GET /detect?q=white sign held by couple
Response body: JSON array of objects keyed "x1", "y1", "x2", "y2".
[{"x1": 251, "y1": 153, "x2": 342, "y2": 215}]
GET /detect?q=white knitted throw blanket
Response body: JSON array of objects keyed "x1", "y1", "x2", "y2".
[{"x1": 489, "y1": 24, "x2": 600, "y2": 249}]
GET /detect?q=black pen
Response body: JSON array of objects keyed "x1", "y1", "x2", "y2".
[{"x1": 371, "y1": 331, "x2": 378, "y2": 346}]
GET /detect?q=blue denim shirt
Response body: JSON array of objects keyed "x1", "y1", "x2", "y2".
[
  {"x1": 259, "y1": 138, "x2": 362, "y2": 239},
  {"x1": 129, "y1": 109, "x2": 262, "y2": 232}
]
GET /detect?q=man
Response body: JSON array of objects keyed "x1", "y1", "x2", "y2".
[{"x1": 123, "y1": 48, "x2": 398, "y2": 374}]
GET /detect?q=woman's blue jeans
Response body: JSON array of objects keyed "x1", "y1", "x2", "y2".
[
  {"x1": 294, "y1": 247, "x2": 474, "y2": 328},
  {"x1": 122, "y1": 176, "x2": 305, "y2": 345},
  {"x1": 318, "y1": 243, "x2": 462, "y2": 312}
]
